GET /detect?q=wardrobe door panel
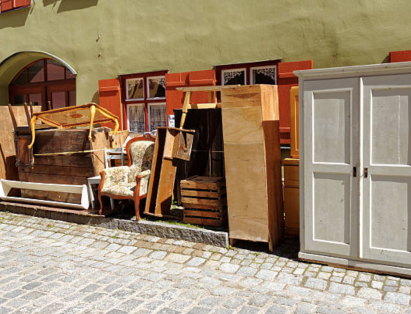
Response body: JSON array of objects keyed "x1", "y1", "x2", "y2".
[
  {"x1": 302, "y1": 78, "x2": 360, "y2": 258},
  {"x1": 362, "y1": 74, "x2": 411, "y2": 266}
]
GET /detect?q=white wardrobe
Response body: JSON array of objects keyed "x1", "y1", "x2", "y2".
[{"x1": 296, "y1": 62, "x2": 411, "y2": 277}]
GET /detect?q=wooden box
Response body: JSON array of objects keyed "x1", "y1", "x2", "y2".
[
  {"x1": 283, "y1": 158, "x2": 299, "y2": 236},
  {"x1": 181, "y1": 176, "x2": 227, "y2": 227},
  {"x1": 221, "y1": 85, "x2": 284, "y2": 251},
  {"x1": 290, "y1": 86, "x2": 299, "y2": 159}
]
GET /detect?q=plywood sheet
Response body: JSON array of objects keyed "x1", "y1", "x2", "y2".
[{"x1": 221, "y1": 85, "x2": 283, "y2": 249}]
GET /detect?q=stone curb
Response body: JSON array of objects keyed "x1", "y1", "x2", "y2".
[{"x1": 0, "y1": 202, "x2": 229, "y2": 247}]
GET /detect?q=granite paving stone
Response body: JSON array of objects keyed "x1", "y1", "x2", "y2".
[{"x1": 0, "y1": 212, "x2": 409, "y2": 313}]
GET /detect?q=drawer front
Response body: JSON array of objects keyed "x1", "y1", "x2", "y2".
[{"x1": 284, "y1": 165, "x2": 299, "y2": 187}]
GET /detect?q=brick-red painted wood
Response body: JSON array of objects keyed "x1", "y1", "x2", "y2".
[
  {"x1": 1, "y1": 0, "x2": 13, "y2": 12},
  {"x1": 277, "y1": 60, "x2": 313, "y2": 145},
  {"x1": 98, "y1": 78, "x2": 123, "y2": 131},
  {"x1": 389, "y1": 50, "x2": 411, "y2": 63},
  {"x1": 165, "y1": 70, "x2": 216, "y2": 117},
  {"x1": 14, "y1": 0, "x2": 30, "y2": 8}
]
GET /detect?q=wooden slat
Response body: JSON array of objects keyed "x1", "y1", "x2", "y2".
[
  {"x1": 20, "y1": 165, "x2": 95, "y2": 178},
  {"x1": 180, "y1": 180, "x2": 223, "y2": 190},
  {"x1": 184, "y1": 209, "x2": 224, "y2": 218},
  {"x1": 180, "y1": 190, "x2": 220, "y2": 199},
  {"x1": 182, "y1": 202, "x2": 225, "y2": 210},
  {"x1": 183, "y1": 216, "x2": 224, "y2": 227},
  {"x1": 181, "y1": 197, "x2": 222, "y2": 206}
]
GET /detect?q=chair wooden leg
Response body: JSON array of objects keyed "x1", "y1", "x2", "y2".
[
  {"x1": 134, "y1": 177, "x2": 142, "y2": 222},
  {"x1": 98, "y1": 192, "x2": 104, "y2": 216},
  {"x1": 134, "y1": 196, "x2": 141, "y2": 222}
]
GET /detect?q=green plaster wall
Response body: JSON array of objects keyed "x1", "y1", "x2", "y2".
[{"x1": 0, "y1": 0, "x2": 410, "y2": 105}]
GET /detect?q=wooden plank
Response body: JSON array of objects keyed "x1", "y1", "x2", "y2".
[
  {"x1": 18, "y1": 171, "x2": 88, "y2": 185},
  {"x1": 180, "y1": 181, "x2": 223, "y2": 190},
  {"x1": 261, "y1": 84, "x2": 280, "y2": 121},
  {"x1": 20, "y1": 165, "x2": 95, "y2": 178},
  {"x1": 221, "y1": 85, "x2": 283, "y2": 249},
  {"x1": 0, "y1": 106, "x2": 41, "y2": 180},
  {"x1": 22, "y1": 190, "x2": 81, "y2": 204},
  {"x1": 181, "y1": 197, "x2": 223, "y2": 206},
  {"x1": 218, "y1": 100, "x2": 261, "y2": 109},
  {"x1": 34, "y1": 155, "x2": 94, "y2": 168},
  {"x1": 262, "y1": 120, "x2": 284, "y2": 249},
  {"x1": 182, "y1": 175, "x2": 223, "y2": 184},
  {"x1": 145, "y1": 128, "x2": 165, "y2": 215},
  {"x1": 180, "y1": 190, "x2": 220, "y2": 199},
  {"x1": 184, "y1": 209, "x2": 224, "y2": 218},
  {"x1": 183, "y1": 216, "x2": 224, "y2": 227},
  {"x1": 176, "y1": 86, "x2": 222, "y2": 92},
  {"x1": 18, "y1": 171, "x2": 88, "y2": 204},
  {"x1": 182, "y1": 202, "x2": 225, "y2": 210}
]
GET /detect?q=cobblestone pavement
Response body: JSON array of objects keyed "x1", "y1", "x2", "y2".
[{"x1": 0, "y1": 212, "x2": 410, "y2": 314}]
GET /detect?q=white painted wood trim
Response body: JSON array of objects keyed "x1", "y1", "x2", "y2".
[
  {"x1": 0, "y1": 179, "x2": 89, "y2": 210},
  {"x1": 295, "y1": 61, "x2": 411, "y2": 79},
  {"x1": 299, "y1": 251, "x2": 411, "y2": 278}
]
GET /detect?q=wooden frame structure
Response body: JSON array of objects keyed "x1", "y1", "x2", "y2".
[
  {"x1": 28, "y1": 102, "x2": 120, "y2": 149},
  {"x1": 98, "y1": 134, "x2": 155, "y2": 220}
]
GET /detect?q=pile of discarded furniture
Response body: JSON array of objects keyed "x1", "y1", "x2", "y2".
[{"x1": 2, "y1": 85, "x2": 285, "y2": 251}]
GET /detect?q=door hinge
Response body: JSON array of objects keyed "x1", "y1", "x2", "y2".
[{"x1": 364, "y1": 168, "x2": 368, "y2": 178}]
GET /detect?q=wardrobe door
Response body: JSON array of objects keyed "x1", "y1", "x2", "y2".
[
  {"x1": 362, "y1": 74, "x2": 411, "y2": 266},
  {"x1": 302, "y1": 78, "x2": 360, "y2": 258}
]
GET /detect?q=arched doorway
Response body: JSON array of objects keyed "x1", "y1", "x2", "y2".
[{"x1": 8, "y1": 58, "x2": 76, "y2": 110}]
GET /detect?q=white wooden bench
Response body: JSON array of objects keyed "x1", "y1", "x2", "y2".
[{"x1": 0, "y1": 179, "x2": 89, "y2": 210}]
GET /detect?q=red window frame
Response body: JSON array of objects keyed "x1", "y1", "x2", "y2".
[
  {"x1": 1, "y1": 0, "x2": 31, "y2": 13},
  {"x1": 215, "y1": 60, "x2": 280, "y2": 86},
  {"x1": 120, "y1": 70, "x2": 168, "y2": 133},
  {"x1": 9, "y1": 58, "x2": 76, "y2": 110}
]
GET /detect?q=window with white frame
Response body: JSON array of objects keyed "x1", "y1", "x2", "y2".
[
  {"x1": 216, "y1": 60, "x2": 279, "y2": 86},
  {"x1": 127, "y1": 104, "x2": 146, "y2": 134},
  {"x1": 250, "y1": 65, "x2": 277, "y2": 85},
  {"x1": 221, "y1": 68, "x2": 246, "y2": 86},
  {"x1": 148, "y1": 103, "x2": 167, "y2": 132},
  {"x1": 121, "y1": 71, "x2": 167, "y2": 133}
]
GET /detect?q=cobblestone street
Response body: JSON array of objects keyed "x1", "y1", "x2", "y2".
[{"x1": 0, "y1": 212, "x2": 410, "y2": 313}]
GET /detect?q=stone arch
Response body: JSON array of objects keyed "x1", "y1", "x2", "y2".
[{"x1": 0, "y1": 51, "x2": 76, "y2": 106}]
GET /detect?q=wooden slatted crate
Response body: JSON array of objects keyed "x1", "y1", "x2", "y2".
[{"x1": 181, "y1": 176, "x2": 227, "y2": 227}]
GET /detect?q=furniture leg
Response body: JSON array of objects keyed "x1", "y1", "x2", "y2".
[
  {"x1": 98, "y1": 193, "x2": 104, "y2": 215},
  {"x1": 134, "y1": 176, "x2": 142, "y2": 221}
]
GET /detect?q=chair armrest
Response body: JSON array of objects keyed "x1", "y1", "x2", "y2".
[{"x1": 136, "y1": 169, "x2": 151, "y2": 180}]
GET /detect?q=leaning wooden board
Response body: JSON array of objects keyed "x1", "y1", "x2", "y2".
[
  {"x1": 0, "y1": 106, "x2": 41, "y2": 180},
  {"x1": 221, "y1": 85, "x2": 284, "y2": 251},
  {"x1": 18, "y1": 127, "x2": 111, "y2": 204}
]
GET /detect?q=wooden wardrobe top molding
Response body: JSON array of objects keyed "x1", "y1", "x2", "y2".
[{"x1": 295, "y1": 61, "x2": 411, "y2": 79}]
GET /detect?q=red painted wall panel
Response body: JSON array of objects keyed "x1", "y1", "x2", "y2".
[
  {"x1": 14, "y1": 0, "x2": 30, "y2": 8},
  {"x1": 277, "y1": 60, "x2": 313, "y2": 145},
  {"x1": 98, "y1": 78, "x2": 123, "y2": 131},
  {"x1": 165, "y1": 70, "x2": 216, "y2": 117},
  {"x1": 389, "y1": 50, "x2": 411, "y2": 63},
  {"x1": 1, "y1": 0, "x2": 13, "y2": 12}
]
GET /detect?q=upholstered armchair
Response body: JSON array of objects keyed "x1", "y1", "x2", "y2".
[{"x1": 98, "y1": 135, "x2": 155, "y2": 220}]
